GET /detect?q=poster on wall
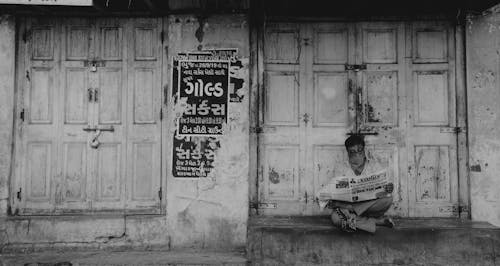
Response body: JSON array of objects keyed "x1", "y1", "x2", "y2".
[
  {"x1": 172, "y1": 49, "x2": 240, "y2": 178},
  {"x1": 177, "y1": 59, "x2": 230, "y2": 136},
  {"x1": 172, "y1": 134, "x2": 220, "y2": 178},
  {"x1": 203, "y1": 49, "x2": 244, "y2": 103}
]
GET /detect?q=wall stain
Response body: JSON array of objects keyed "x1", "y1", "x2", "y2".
[
  {"x1": 470, "y1": 164, "x2": 482, "y2": 172},
  {"x1": 269, "y1": 168, "x2": 280, "y2": 184},
  {"x1": 195, "y1": 15, "x2": 207, "y2": 44}
]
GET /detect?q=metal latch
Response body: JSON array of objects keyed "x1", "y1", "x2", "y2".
[
  {"x1": 84, "y1": 60, "x2": 106, "y2": 72},
  {"x1": 250, "y1": 202, "x2": 277, "y2": 209},
  {"x1": 440, "y1": 127, "x2": 466, "y2": 133},
  {"x1": 250, "y1": 126, "x2": 276, "y2": 134},
  {"x1": 347, "y1": 131, "x2": 378, "y2": 136},
  {"x1": 345, "y1": 64, "x2": 367, "y2": 71},
  {"x1": 82, "y1": 125, "x2": 115, "y2": 132}
]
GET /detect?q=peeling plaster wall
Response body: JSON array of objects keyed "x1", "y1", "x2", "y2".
[
  {"x1": 166, "y1": 14, "x2": 249, "y2": 249},
  {"x1": 466, "y1": 6, "x2": 500, "y2": 226},
  {"x1": 0, "y1": 15, "x2": 15, "y2": 217},
  {"x1": 0, "y1": 14, "x2": 249, "y2": 251}
]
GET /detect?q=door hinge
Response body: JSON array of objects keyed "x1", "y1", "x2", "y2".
[
  {"x1": 345, "y1": 64, "x2": 367, "y2": 71},
  {"x1": 249, "y1": 202, "x2": 277, "y2": 209},
  {"x1": 17, "y1": 188, "x2": 22, "y2": 201},
  {"x1": 158, "y1": 187, "x2": 162, "y2": 200},
  {"x1": 159, "y1": 109, "x2": 163, "y2": 120},
  {"x1": 20, "y1": 108, "x2": 25, "y2": 122},
  {"x1": 440, "y1": 127, "x2": 466, "y2": 133},
  {"x1": 453, "y1": 205, "x2": 469, "y2": 214},
  {"x1": 160, "y1": 30, "x2": 165, "y2": 43},
  {"x1": 22, "y1": 29, "x2": 30, "y2": 43},
  {"x1": 250, "y1": 126, "x2": 263, "y2": 133}
]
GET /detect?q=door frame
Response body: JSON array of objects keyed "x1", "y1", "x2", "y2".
[{"x1": 249, "y1": 16, "x2": 469, "y2": 218}]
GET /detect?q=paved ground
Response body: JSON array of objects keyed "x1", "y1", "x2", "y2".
[{"x1": 0, "y1": 250, "x2": 248, "y2": 266}]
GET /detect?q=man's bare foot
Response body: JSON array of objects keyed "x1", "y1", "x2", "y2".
[{"x1": 375, "y1": 217, "x2": 394, "y2": 228}]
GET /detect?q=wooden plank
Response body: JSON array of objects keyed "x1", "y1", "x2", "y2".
[{"x1": 454, "y1": 24, "x2": 469, "y2": 219}]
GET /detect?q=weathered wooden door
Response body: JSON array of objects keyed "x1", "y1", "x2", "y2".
[
  {"x1": 258, "y1": 21, "x2": 461, "y2": 217},
  {"x1": 406, "y1": 21, "x2": 459, "y2": 217},
  {"x1": 13, "y1": 17, "x2": 163, "y2": 214}
]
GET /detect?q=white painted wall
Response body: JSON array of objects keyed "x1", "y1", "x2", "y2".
[{"x1": 466, "y1": 5, "x2": 500, "y2": 226}]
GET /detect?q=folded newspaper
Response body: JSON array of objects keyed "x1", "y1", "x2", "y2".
[{"x1": 317, "y1": 169, "x2": 388, "y2": 203}]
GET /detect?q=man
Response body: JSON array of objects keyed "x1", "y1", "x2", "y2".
[{"x1": 326, "y1": 135, "x2": 395, "y2": 233}]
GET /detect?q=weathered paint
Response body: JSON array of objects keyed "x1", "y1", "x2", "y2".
[
  {"x1": 467, "y1": 5, "x2": 500, "y2": 226},
  {"x1": 0, "y1": 14, "x2": 249, "y2": 251},
  {"x1": 0, "y1": 15, "x2": 15, "y2": 216}
]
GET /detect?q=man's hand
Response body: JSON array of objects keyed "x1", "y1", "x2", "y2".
[{"x1": 385, "y1": 183, "x2": 394, "y2": 193}]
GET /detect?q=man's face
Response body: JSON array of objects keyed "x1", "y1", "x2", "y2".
[{"x1": 347, "y1": 144, "x2": 366, "y2": 168}]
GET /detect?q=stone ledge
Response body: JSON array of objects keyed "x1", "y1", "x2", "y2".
[
  {"x1": 248, "y1": 216, "x2": 500, "y2": 266},
  {"x1": 0, "y1": 249, "x2": 248, "y2": 266}
]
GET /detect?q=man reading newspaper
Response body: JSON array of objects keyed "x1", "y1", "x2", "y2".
[{"x1": 317, "y1": 135, "x2": 395, "y2": 233}]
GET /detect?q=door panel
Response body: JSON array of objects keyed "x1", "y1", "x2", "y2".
[
  {"x1": 356, "y1": 22, "x2": 406, "y2": 216},
  {"x1": 361, "y1": 70, "x2": 398, "y2": 126},
  {"x1": 61, "y1": 142, "x2": 88, "y2": 202},
  {"x1": 126, "y1": 18, "x2": 162, "y2": 211},
  {"x1": 31, "y1": 26, "x2": 54, "y2": 60},
  {"x1": 313, "y1": 29, "x2": 348, "y2": 64},
  {"x1": 407, "y1": 21, "x2": 458, "y2": 217},
  {"x1": 264, "y1": 23, "x2": 299, "y2": 64},
  {"x1": 26, "y1": 142, "x2": 52, "y2": 201},
  {"x1": 56, "y1": 18, "x2": 93, "y2": 211},
  {"x1": 14, "y1": 17, "x2": 162, "y2": 214},
  {"x1": 98, "y1": 68, "x2": 123, "y2": 124},
  {"x1": 362, "y1": 27, "x2": 397, "y2": 64},
  {"x1": 413, "y1": 26, "x2": 448, "y2": 63},
  {"x1": 96, "y1": 143, "x2": 121, "y2": 202},
  {"x1": 265, "y1": 71, "x2": 299, "y2": 125},
  {"x1": 64, "y1": 68, "x2": 89, "y2": 124},
  {"x1": 133, "y1": 69, "x2": 155, "y2": 123},
  {"x1": 313, "y1": 72, "x2": 348, "y2": 126},
  {"x1": 264, "y1": 145, "x2": 300, "y2": 200},
  {"x1": 414, "y1": 71, "x2": 449, "y2": 125},
  {"x1": 65, "y1": 25, "x2": 90, "y2": 60},
  {"x1": 29, "y1": 67, "x2": 54, "y2": 124}
]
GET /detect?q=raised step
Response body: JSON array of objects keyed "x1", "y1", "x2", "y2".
[
  {"x1": 247, "y1": 216, "x2": 500, "y2": 266},
  {"x1": 0, "y1": 250, "x2": 248, "y2": 266}
]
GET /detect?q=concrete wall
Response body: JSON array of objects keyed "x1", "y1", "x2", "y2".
[
  {"x1": 165, "y1": 14, "x2": 250, "y2": 249},
  {"x1": 466, "y1": 5, "x2": 500, "y2": 227},
  {"x1": 0, "y1": 14, "x2": 249, "y2": 251}
]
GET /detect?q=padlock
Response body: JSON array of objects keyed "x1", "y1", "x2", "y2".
[
  {"x1": 90, "y1": 62, "x2": 97, "y2": 72},
  {"x1": 90, "y1": 129, "x2": 101, "y2": 149}
]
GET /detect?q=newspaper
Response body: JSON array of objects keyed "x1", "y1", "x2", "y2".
[{"x1": 317, "y1": 169, "x2": 389, "y2": 203}]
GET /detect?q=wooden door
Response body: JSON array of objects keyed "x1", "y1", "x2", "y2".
[
  {"x1": 13, "y1": 17, "x2": 162, "y2": 215},
  {"x1": 257, "y1": 21, "x2": 461, "y2": 217},
  {"x1": 259, "y1": 22, "x2": 358, "y2": 215},
  {"x1": 406, "y1": 21, "x2": 458, "y2": 217},
  {"x1": 259, "y1": 23, "x2": 305, "y2": 215},
  {"x1": 354, "y1": 22, "x2": 407, "y2": 217}
]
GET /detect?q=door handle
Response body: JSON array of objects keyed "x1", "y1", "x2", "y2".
[
  {"x1": 88, "y1": 88, "x2": 93, "y2": 102},
  {"x1": 302, "y1": 113, "x2": 310, "y2": 124},
  {"x1": 94, "y1": 88, "x2": 98, "y2": 102}
]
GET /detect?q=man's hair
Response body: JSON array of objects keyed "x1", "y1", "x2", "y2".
[{"x1": 345, "y1": 135, "x2": 365, "y2": 149}]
